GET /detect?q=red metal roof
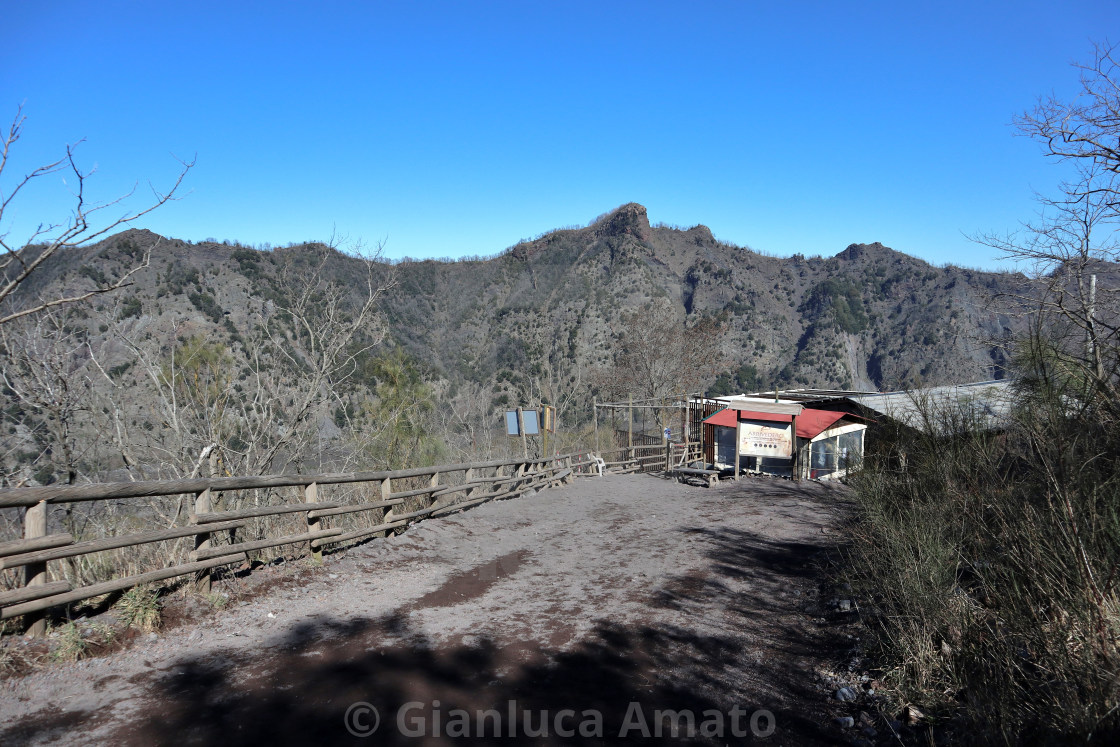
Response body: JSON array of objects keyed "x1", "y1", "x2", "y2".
[{"x1": 703, "y1": 407, "x2": 850, "y2": 439}]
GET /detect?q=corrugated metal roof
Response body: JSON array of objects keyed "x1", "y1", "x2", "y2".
[
  {"x1": 738, "y1": 388, "x2": 878, "y2": 402},
  {"x1": 849, "y1": 380, "x2": 1014, "y2": 435}
]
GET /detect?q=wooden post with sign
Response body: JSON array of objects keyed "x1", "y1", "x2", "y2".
[
  {"x1": 516, "y1": 407, "x2": 527, "y2": 459},
  {"x1": 541, "y1": 405, "x2": 549, "y2": 458}
]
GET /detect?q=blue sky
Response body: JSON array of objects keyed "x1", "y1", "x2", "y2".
[{"x1": 3, "y1": 1, "x2": 1117, "y2": 269}]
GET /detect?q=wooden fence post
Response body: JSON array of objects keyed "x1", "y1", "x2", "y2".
[
  {"x1": 380, "y1": 478, "x2": 394, "y2": 536},
  {"x1": 681, "y1": 393, "x2": 688, "y2": 449},
  {"x1": 23, "y1": 500, "x2": 48, "y2": 636},
  {"x1": 462, "y1": 467, "x2": 474, "y2": 502},
  {"x1": 428, "y1": 472, "x2": 439, "y2": 510},
  {"x1": 193, "y1": 488, "x2": 212, "y2": 594},
  {"x1": 593, "y1": 399, "x2": 599, "y2": 452},
  {"x1": 628, "y1": 395, "x2": 633, "y2": 451},
  {"x1": 305, "y1": 482, "x2": 322, "y2": 562},
  {"x1": 194, "y1": 449, "x2": 220, "y2": 594}
]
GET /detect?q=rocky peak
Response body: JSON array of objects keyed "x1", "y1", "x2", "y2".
[
  {"x1": 836, "y1": 241, "x2": 912, "y2": 264},
  {"x1": 595, "y1": 202, "x2": 651, "y2": 241},
  {"x1": 685, "y1": 224, "x2": 714, "y2": 244}
]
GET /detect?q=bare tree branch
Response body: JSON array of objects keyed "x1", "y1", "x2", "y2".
[{"x1": 0, "y1": 106, "x2": 194, "y2": 324}]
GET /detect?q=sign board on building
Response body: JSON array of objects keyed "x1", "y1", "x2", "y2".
[{"x1": 738, "y1": 419, "x2": 793, "y2": 458}]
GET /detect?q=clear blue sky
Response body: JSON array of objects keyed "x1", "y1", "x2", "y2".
[{"x1": 3, "y1": 1, "x2": 1117, "y2": 269}]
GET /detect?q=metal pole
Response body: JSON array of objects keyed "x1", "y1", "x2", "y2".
[{"x1": 1088, "y1": 273, "x2": 1098, "y2": 375}]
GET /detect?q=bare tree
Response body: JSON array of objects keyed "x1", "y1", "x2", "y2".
[
  {"x1": 0, "y1": 307, "x2": 104, "y2": 487},
  {"x1": 444, "y1": 380, "x2": 499, "y2": 461},
  {"x1": 0, "y1": 105, "x2": 192, "y2": 326},
  {"x1": 115, "y1": 241, "x2": 392, "y2": 479},
  {"x1": 526, "y1": 351, "x2": 584, "y2": 427},
  {"x1": 975, "y1": 162, "x2": 1120, "y2": 393},
  {"x1": 976, "y1": 43, "x2": 1120, "y2": 405},
  {"x1": 1016, "y1": 43, "x2": 1120, "y2": 188},
  {"x1": 596, "y1": 300, "x2": 726, "y2": 432}
]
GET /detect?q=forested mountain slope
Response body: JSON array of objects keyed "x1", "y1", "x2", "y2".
[
  {"x1": 382, "y1": 202, "x2": 1022, "y2": 398},
  {"x1": 2, "y1": 203, "x2": 1029, "y2": 482}
]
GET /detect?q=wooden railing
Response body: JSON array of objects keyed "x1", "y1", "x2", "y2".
[
  {"x1": 594, "y1": 442, "x2": 703, "y2": 474},
  {"x1": 0, "y1": 453, "x2": 592, "y2": 633}
]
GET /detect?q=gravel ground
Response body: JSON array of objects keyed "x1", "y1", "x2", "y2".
[{"x1": 0, "y1": 474, "x2": 856, "y2": 746}]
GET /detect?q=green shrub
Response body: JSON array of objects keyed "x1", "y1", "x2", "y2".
[
  {"x1": 79, "y1": 266, "x2": 108, "y2": 285},
  {"x1": 188, "y1": 291, "x2": 224, "y2": 323},
  {"x1": 118, "y1": 296, "x2": 142, "y2": 320},
  {"x1": 800, "y1": 279, "x2": 868, "y2": 333}
]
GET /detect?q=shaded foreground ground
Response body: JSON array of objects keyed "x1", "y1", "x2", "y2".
[{"x1": 0, "y1": 474, "x2": 854, "y2": 745}]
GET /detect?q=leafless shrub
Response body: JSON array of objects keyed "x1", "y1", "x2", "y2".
[{"x1": 845, "y1": 43, "x2": 1120, "y2": 743}]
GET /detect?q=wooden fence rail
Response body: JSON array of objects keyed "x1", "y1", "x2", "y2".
[
  {"x1": 0, "y1": 442, "x2": 706, "y2": 633},
  {"x1": 0, "y1": 453, "x2": 581, "y2": 632},
  {"x1": 569, "y1": 443, "x2": 703, "y2": 475},
  {"x1": 0, "y1": 457, "x2": 570, "y2": 508}
]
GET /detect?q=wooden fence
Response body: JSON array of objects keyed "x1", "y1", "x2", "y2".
[
  {"x1": 596, "y1": 442, "x2": 703, "y2": 474},
  {"x1": 0, "y1": 452, "x2": 601, "y2": 634}
]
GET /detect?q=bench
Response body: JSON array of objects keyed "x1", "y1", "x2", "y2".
[
  {"x1": 547, "y1": 468, "x2": 573, "y2": 487},
  {"x1": 603, "y1": 458, "x2": 640, "y2": 475},
  {"x1": 671, "y1": 467, "x2": 720, "y2": 488}
]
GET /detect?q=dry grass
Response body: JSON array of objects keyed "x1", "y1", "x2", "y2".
[
  {"x1": 0, "y1": 462, "x2": 534, "y2": 636},
  {"x1": 844, "y1": 388, "x2": 1120, "y2": 743},
  {"x1": 48, "y1": 622, "x2": 90, "y2": 663},
  {"x1": 114, "y1": 585, "x2": 162, "y2": 632}
]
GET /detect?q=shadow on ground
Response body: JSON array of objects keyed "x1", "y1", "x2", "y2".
[{"x1": 3, "y1": 484, "x2": 849, "y2": 746}]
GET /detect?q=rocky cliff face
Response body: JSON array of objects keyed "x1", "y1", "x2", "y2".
[{"x1": 378, "y1": 204, "x2": 1024, "y2": 404}]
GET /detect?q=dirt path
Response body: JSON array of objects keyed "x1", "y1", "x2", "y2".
[{"x1": 0, "y1": 474, "x2": 854, "y2": 745}]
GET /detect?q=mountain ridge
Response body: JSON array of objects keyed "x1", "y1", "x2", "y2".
[{"x1": 7, "y1": 203, "x2": 1029, "y2": 423}]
